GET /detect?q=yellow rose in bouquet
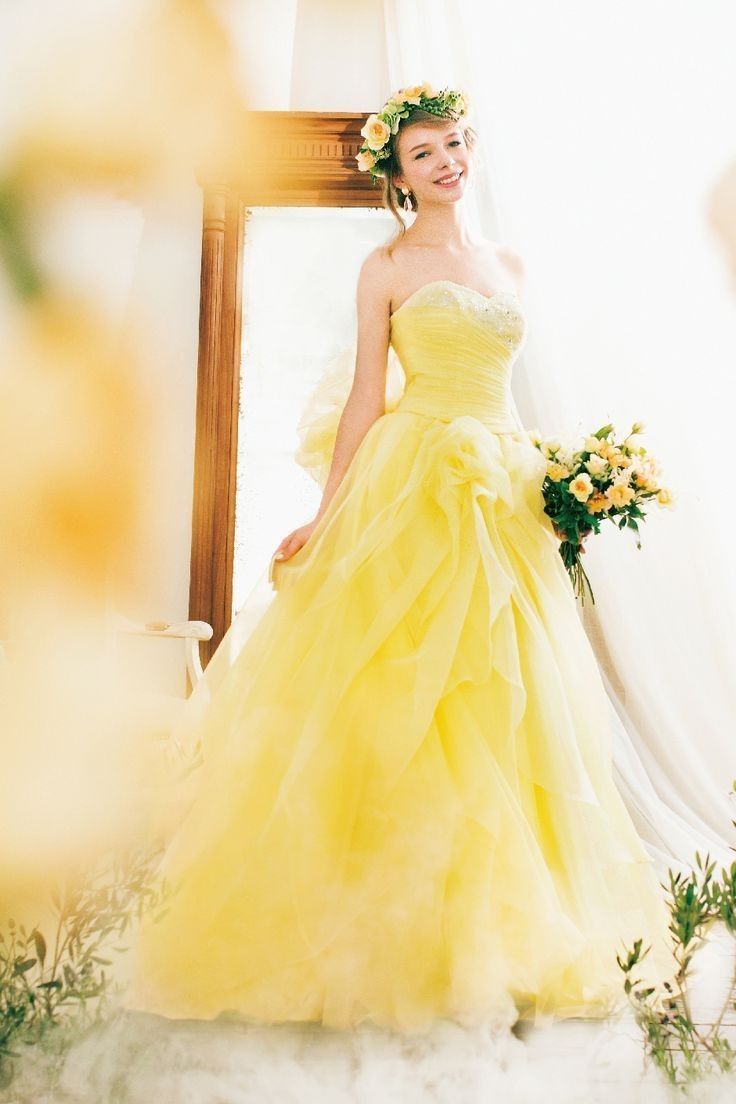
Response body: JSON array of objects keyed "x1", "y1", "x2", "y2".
[{"x1": 532, "y1": 421, "x2": 673, "y2": 604}]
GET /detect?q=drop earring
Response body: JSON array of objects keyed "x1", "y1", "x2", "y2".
[{"x1": 401, "y1": 187, "x2": 413, "y2": 213}]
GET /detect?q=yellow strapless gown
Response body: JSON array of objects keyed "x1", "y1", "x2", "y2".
[{"x1": 123, "y1": 281, "x2": 675, "y2": 1033}]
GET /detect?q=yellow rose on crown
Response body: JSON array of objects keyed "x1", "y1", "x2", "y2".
[
  {"x1": 357, "y1": 82, "x2": 471, "y2": 180},
  {"x1": 584, "y1": 436, "x2": 602, "y2": 453},
  {"x1": 360, "y1": 114, "x2": 392, "y2": 151},
  {"x1": 393, "y1": 81, "x2": 439, "y2": 105},
  {"x1": 356, "y1": 149, "x2": 377, "y2": 172},
  {"x1": 657, "y1": 487, "x2": 675, "y2": 507},
  {"x1": 391, "y1": 86, "x2": 420, "y2": 105}
]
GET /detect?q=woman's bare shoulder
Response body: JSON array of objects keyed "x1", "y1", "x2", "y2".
[
  {"x1": 359, "y1": 242, "x2": 394, "y2": 275},
  {"x1": 356, "y1": 245, "x2": 395, "y2": 315}
]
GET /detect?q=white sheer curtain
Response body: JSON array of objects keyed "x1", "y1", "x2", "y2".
[
  {"x1": 383, "y1": 0, "x2": 736, "y2": 871},
  {"x1": 195, "y1": 0, "x2": 735, "y2": 874}
]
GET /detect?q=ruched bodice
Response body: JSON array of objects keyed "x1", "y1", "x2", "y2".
[{"x1": 390, "y1": 280, "x2": 526, "y2": 432}]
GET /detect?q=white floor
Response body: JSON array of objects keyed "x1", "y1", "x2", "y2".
[
  {"x1": 5, "y1": 927, "x2": 735, "y2": 1104},
  {"x1": 3, "y1": 1003, "x2": 732, "y2": 1104}
]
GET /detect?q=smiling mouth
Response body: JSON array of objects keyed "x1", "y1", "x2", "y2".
[{"x1": 435, "y1": 170, "x2": 463, "y2": 186}]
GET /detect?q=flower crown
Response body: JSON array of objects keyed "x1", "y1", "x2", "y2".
[{"x1": 356, "y1": 81, "x2": 471, "y2": 186}]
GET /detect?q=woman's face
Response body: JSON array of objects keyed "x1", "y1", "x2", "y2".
[{"x1": 394, "y1": 121, "x2": 471, "y2": 205}]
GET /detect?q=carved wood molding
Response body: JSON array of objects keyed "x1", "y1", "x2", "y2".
[
  {"x1": 191, "y1": 111, "x2": 379, "y2": 666},
  {"x1": 217, "y1": 110, "x2": 383, "y2": 207}
]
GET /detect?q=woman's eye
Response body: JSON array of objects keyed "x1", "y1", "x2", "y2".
[{"x1": 416, "y1": 139, "x2": 462, "y2": 160}]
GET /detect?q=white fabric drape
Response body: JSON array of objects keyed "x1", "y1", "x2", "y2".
[{"x1": 381, "y1": 0, "x2": 735, "y2": 871}]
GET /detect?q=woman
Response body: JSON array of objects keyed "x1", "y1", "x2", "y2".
[{"x1": 123, "y1": 83, "x2": 675, "y2": 1035}]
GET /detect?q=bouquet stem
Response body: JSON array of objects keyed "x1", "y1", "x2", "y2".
[{"x1": 559, "y1": 539, "x2": 596, "y2": 605}]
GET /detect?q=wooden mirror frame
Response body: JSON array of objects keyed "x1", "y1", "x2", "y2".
[{"x1": 191, "y1": 110, "x2": 382, "y2": 667}]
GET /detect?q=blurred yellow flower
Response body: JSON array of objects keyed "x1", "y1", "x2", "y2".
[
  {"x1": 0, "y1": 291, "x2": 149, "y2": 597},
  {"x1": 8, "y1": 0, "x2": 244, "y2": 191},
  {"x1": 0, "y1": 0, "x2": 248, "y2": 892}
]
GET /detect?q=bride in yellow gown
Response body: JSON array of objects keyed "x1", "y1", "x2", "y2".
[{"x1": 122, "y1": 84, "x2": 675, "y2": 1034}]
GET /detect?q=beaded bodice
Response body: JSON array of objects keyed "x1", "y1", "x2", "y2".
[{"x1": 389, "y1": 279, "x2": 526, "y2": 432}]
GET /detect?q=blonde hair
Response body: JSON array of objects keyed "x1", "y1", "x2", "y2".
[{"x1": 380, "y1": 110, "x2": 478, "y2": 258}]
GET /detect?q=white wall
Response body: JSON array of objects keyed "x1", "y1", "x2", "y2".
[{"x1": 120, "y1": 184, "x2": 205, "y2": 696}]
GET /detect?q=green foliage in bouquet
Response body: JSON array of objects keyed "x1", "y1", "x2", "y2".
[
  {"x1": 617, "y1": 781, "x2": 736, "y2": 1088},
  {"x1": 531, "y1": 420, "x2": 673, "y2": 605}
]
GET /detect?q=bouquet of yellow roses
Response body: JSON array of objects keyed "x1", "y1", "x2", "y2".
[{"x1": 530, "y1": 421, "x2": 674, "y2": 605}]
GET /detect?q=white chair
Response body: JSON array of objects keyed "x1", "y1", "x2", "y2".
[
  {"x1": 108, "y1": 614, "x2": 215, "y2": 838},
  {"x1": 0, "y1": 616, "x2": 212, "y2": 692},
  {"x1": 0, "y1": 616, "x2": 215, "y2": 841},
  {"x1": 106, "y1": 612, "x2": 213, "y2": 754},
  {"x1": 110, "y1": 613, "x2": 213, "y2": 690}
]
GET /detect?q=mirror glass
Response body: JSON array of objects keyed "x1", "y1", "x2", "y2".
[{"x1": 233, "y1": 205, "x2": 395, "y2": 614}]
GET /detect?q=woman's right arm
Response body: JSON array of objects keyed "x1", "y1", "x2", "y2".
[{"x1": 273, "y1": 249, "x2": 392, "y2": 562}]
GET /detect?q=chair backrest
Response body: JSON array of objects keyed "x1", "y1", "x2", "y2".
[{"x1": 110, "y1": 613, "x2": 214, "y2": 689}]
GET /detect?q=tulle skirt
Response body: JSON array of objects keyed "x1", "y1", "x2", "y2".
[{"x1": 123, "y1": 409, "x2": 675, "y2": 1033}]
